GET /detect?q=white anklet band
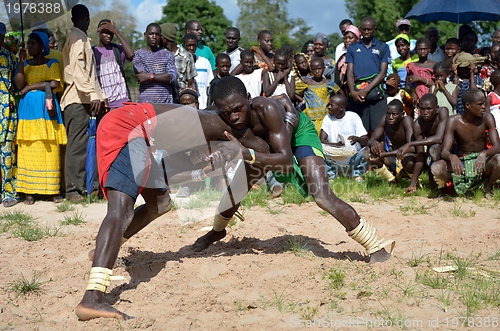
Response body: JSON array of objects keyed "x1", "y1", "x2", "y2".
[
  {"x1": 213, "y1": 214, "x2": 232, "y2": 232},
  {"x1": 347, "y1": 218, "x2": 395, "y2": 255}
]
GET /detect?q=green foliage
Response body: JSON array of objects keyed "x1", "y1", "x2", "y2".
[
  {"x1": 60, "y1": 212, "x2": 86, "y2": 226},
  {"x1": 323, "y1": 267, "x2": 345, "y2": 291},
  {"x1": 345, "y1": 0, "x2": 498, "y2": 47},
  {"x1": 159, "y1": 0, "x2": 232, "y2": 54},
  {"x1": 236, "y1": 0, "x2": 312, "y2": 49}
]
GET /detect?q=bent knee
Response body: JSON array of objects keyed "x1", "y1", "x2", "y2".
[{"x1": 430, "y1": 160, "x2": 446, "y2": 176}]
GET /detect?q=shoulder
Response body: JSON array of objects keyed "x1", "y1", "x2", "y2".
[
  {"x1": 437, "y1": 107, "x2": 449, "y2": 119},
  {"x1": 483, "y1": 112, "x2": 496, "y2": 127},
  {"x1": 402, "y1": 115, "x2": 414, "y2": 127}
]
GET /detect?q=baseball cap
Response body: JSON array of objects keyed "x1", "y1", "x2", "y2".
[
  {"x1": 0, "y1": 22, "x2": 6, "y2": 35},
  {"x1": 396, "y1": 19, "x2": 411, "y2": 28}
]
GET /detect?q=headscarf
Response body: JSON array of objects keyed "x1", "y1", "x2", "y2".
[
  {"x1": 29, "y1": 31, "x2": 50, "y2": 56},
  {"x1": 344, "y1": 25, "x2": 360, "y2": 40},
  {"x1": 394, "y1": 33, "x2": 410, "y2": 44},
  {"x1": 313, "y1": 32, "x2": 330, "y2": 48}
]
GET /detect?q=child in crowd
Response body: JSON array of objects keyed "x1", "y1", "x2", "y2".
[
  {"x1": 405, "y1": 38, "x2": 435, "y2": 115},
  {"x1": 485, "y1": 70, "x2": 500, "y2": 134},
  {"x1": 235, "y1": 49, "x2": 263, "y2": 98},
  {"x1": 178, "y1": 88, "x2": 199, "y2": 108},
  {"x1": 207, "y1": 53, "x2": 231, "y2": 106},
  {"x1": 183, "y1": 33, "x2": 213, "y2": 109},
  {"x1": 453, "y1": 52, "x2": 486, "y2": 114},
  {"x1": 392, "y1": 34, "x2": 419, "y2": 89},
  {"x1": 298, "y1": 57, "x2": 340, "y2": 133},
  {"x1": 251, "y1": 30, "x2": 275, "y2": 71},
  {"x1": 292, "y1": 53, "x2": 310, "y2": 108},
  {"x1": 385, "y1": 74, "x2": 413, "y2": 116},
  {"x1": 480, "y1": 45, "x2": 500, "y2": 92},
  {"x1": 444, "y1": 38, "x2": 461, "y2": 67},
  {"x1": 431, "y1": 62, "x2": 458, "y2": 116},
  {"x1": 262, "y1": 48, "x2": 295, "y2": 99}
]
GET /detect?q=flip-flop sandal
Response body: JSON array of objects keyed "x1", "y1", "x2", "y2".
[
  {"x1": 176, "y1": 187, "x2": 190, "y2": 198},
  {"x1": 24, "y1": 195, "x2": 35, "y2": 205},
  {"x1": 53, "y1": 195, "x2": 64, "y2": 203},
  {"x1": 3, "y1": 197, "x2": 19, "y2": 208}
]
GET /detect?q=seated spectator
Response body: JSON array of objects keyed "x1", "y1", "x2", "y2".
[{"x1": 320, "y1": 94, "x2": 368, "y2": 179}]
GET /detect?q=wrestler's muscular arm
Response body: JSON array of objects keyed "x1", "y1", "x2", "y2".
[
  {"x1": 226, "y1": 97, "x2": 294, "y2": 173},
  {"x1": 474, "y1": 113, "x2": 500, "y2": 175}
]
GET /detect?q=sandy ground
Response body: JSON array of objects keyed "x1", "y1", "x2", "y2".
[{"x1": 1, "y1": 191, "x2": 500, "y2": 331}]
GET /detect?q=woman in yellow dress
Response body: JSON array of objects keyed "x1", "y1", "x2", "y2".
[{"x1": 15, "y1": 32, "x2": 66, "y2": 204}]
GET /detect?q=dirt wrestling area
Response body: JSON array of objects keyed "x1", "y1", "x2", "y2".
[{"x1": 1, "y1": 181, "x2": 500, "y2": 331}]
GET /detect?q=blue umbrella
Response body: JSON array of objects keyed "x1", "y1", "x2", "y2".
[
  {"x1": 85, "y1": 112, "x2": 97, "y2": 203},
  {"x1": 405, "y1": 0, "x2": 500, "y2": 23}
]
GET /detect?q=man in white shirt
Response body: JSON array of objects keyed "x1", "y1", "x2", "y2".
[
  {"x1": 223, "y1": 27, "x2": 244, "y2": 74},
  {"x1": 320, "y1": 94, "x2": 368, "y2": 179},
  {"x1": 183, "y1": 33, "x2": 213, "y2": 109},
  {"x1": 426, "y1": 27, "x2": 445, "y2": 62}
]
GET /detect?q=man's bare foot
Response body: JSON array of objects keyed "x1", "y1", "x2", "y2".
[
  {"x1": 271, "y1": 185, "x2": 283, "y2": 198},
  {"x1": 192, "y1": 229, "x2": 226, "y2": 252},
  {"x1": 76, "y1": 295, "x2": 133, "y2": 321},
  {"x1": 369, "y1": 248, "x2": 391, "y2": 264}
]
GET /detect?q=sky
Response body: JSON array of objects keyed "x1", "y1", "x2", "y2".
[{"x1": 128, "y1": 0, "x2": 350, "y2": 36}]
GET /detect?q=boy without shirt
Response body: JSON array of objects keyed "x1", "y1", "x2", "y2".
[
  {"x1": 431, "y1": 88, "x2": 500, "y2": 195},
  {"x1": 396, "y1": 94, "x2": 448, "y2": 193},
  {"x1": 364, "y1": 100, "x2": 415, "y2": 182}
]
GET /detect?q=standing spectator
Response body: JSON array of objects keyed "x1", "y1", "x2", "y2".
[
  {"x1": 235, "y1": 49, "x2": 263, "y2": 98},
  {"x1": 185, "y1": 20, "x2": 216, "y2": 70},
  {"x1": 61, "y1": 4, "x2": 106, "y2": 202},
  {"x1": 0, "y1": 22, "x2": 20, "y2": 207},
  {"x1": 334, "y1": 19, "x2": 353, "y2": 62},
  {"x1": 93, "y1": 19, "x2": 134, "y2": 110},
  {"x1": 386, "y1": 19, "x2": 416, "y2": 75},
  {"x1": 313, "y1": 32, "x2": 334, "y2": 79},
  {"x1": 207, "y1": 53, "x2": 231, "y2": 107},
  {"x1": 133, "y1": 23, "x2": 177, "y2": 104},
  {"x1": 223, "y1": 27, "x2": 244, "y2": 74},
  {"x1": 492, "y1": 30, "x2": 500, "y2": 46},
  {"x1": 48, "y1": 32, "x2": 58, "y2": 50},
  {"x1": 426, "y1": 27, "x2": 445, "y2": 62},
  {"x1": 250, "y1": 30, "x2": 275, "y2": 72},
  {"x1": 15, "y1": 32, "x2": 67, "y2": 204},
  {"x1": 346, "y1": 16, "x2": 390, "y2": 133},
  {"x1": 183, "y1": 33, "x2": 212, "y2": 109},
  {"x1": 159, "y1": 22, "x2": 197, "y2": 101}
]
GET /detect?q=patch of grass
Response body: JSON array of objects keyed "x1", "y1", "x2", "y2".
[
  {"x1": 376, "y1": 306, "x2": 408, "y2": 329},
  {"x1": 13, "y1": 225, "x2": 60, "y2": 241},
  {"x1": 407, "y1": 241, "x2": 429, "y2": 267},
  {"x1": 437, "y1": 289, "x2": 452, "y2": 312},
  {"x1": 54, "y1": 201, "x2": 75, "y2": 213},
  {"x1": 272, "y1": 287, "x2": 289, "y2": 313},
  {"x1": 280, "y1": 184, "x2": 312, "y2": 206},
  {"x1": 6, "y1": 272, "x2": 48, "y2": 299},
  {"x1": 0, "y1": 210, "x2": 34, "y2": 233},
  {"x1": 329, "y1": 176, "x2": 365, "y2": 201},
  {"x1": 60, "y1": 211, "x2": 86, "y2": 226},
  {"x1": 348, "y1": 194, "x2": 368, "y2": 203},
  {"x1": 487, "y1": 248, "x2": 500, "y2": 261},
  {"x1": 266, "y1": 204, "x2": 285, "y2": 215},
  {"x1": 364, "y1": 171, "x2": 403, "y2": 201},
  {"x1": 241, "y1": 185, "x2": 270, "y2": 208},
  {"x1": 397, "y1": 281, "x2": 417, "y2": 297},
  {"x1": 299, "y1": 304, "x2": 318, "y2": 321},
  {"x1": 450, "y1": 204, "x2": 475, "y2": 218},
  {"x1": 286, "y1": 236, "x2": 312, "y2": 257},
  {"x1": 416, "y1": 270, "x2": 449, "y2": 289},
  {"x1": 179, "y1": 215, "x2": 198, "y2": 225},
  {"x1": 399, "y1": 199, "x2": 433, "y2": 216},
  {"x1": 323, "y1": 267, "x2": 345, "y2": 291},
  {"x1": 448, "y1": 252, "x2": 479, "y2": 280}
]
